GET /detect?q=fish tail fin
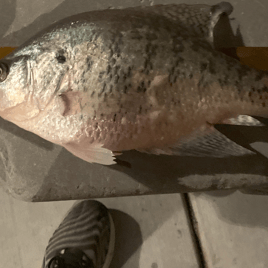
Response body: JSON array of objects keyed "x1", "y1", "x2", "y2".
[{"x1": 209, "y1": 2, "x2": 233, "y2": 44}]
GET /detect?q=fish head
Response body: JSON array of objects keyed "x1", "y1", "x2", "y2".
[{"x1": 0, "y1": 34, "x2": 72, "y2": 124}]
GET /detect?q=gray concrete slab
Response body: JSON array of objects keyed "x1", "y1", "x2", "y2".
[
  {"x1": 0, "y1": 188, "x2": 200, "y2": 268},
  {"x1": 188, "y1": 190, "x2": 268, "y2": 268}
]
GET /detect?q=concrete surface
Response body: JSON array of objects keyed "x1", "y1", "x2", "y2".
[
  {"x1": 188, "y1": 191, "x2": 268, "y2": 267},
  {"x1": 0, "y1": 188, "x2": 200, "y2": 268},
  {"x1": 1, "y1": 0, "x2": 268, "y2": 200}
]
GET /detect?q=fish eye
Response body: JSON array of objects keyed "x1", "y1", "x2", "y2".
[
  {"x1": 0, "y1": 62, "x2": 9, "y2": 82},
  {"x1": 56, "y1": 53, "x2": 66, "y2": 64}
]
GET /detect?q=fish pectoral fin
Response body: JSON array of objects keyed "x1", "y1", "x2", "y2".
[
  {"x1": 57, "y1": 91, "x2": 84, "y2": 116},
  {"x1": 63, "y1": 142, "x2": 116, "y2": 165},
  {"x1": 138, "y1": 124, "x2": 255, "y2": 158}
]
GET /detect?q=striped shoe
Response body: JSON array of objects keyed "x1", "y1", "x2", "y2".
[{"x1": 42, "y1": 200, "x2": 115, "y2": 268}]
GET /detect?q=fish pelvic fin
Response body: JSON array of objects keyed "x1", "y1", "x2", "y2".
[{"x1": 63, "y1": 142, "x2": 117, "y2": 165}]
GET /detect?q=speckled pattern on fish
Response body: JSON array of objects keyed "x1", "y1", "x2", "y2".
[{"x1": 0, "y1": 2, "x2": 267, "y2": 165}]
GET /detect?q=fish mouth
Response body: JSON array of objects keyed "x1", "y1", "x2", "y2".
[
  {"x1": 0, "y1": 61, "x2": 10, "y2": 109},
  {"x1": 0, "y1": 62, "x2": 9, "y2": 82},
  {"x1": 0, "y1": 57, "x2": 27, "y2": 110}
]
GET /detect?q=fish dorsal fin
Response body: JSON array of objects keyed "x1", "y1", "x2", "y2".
[
  {"x1": 137, "y1": 124, "x2": 255, "y2": 158},
  {"x1": 63, "y1": 141, "x2": 118, "y2": 165},
  {"x1": 139, "y1": 2, "x2": 233, "y2": 45}
]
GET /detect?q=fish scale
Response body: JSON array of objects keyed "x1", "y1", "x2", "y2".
[{"x1": 0, "y1": 2, "x2": 267, "y2": 165}]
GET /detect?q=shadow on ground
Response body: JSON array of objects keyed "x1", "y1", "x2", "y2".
[
  {"x1": 200, "y1": 190, "x2": 268, "y2": 229},
  {"x1": 109, "y1": 209, "x2": 142, "y2": 268}
]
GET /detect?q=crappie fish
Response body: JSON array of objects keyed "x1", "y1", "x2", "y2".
[{"x1": 0, "y1": 2, "x2": 267, "y2": 165}]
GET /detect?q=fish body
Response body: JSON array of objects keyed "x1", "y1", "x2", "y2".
[{"x1": 0, "y1": 2, "x2": 267, "y2": 165}]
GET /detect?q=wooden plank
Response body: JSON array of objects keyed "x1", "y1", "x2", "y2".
[
  {"x1": 0, "y1": 188, "x2": 200, "y2": 268},
  {"x1": 188, "y1": 190, "x2": 268, "y2": 267}
]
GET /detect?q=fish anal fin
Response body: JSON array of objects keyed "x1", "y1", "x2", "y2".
[
  {"x1": 138, "y1": 124, "x2": 255, "y2": 158},
  {"x1": 63, "y1": 141, "x2": 117, "y2": 165}
]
